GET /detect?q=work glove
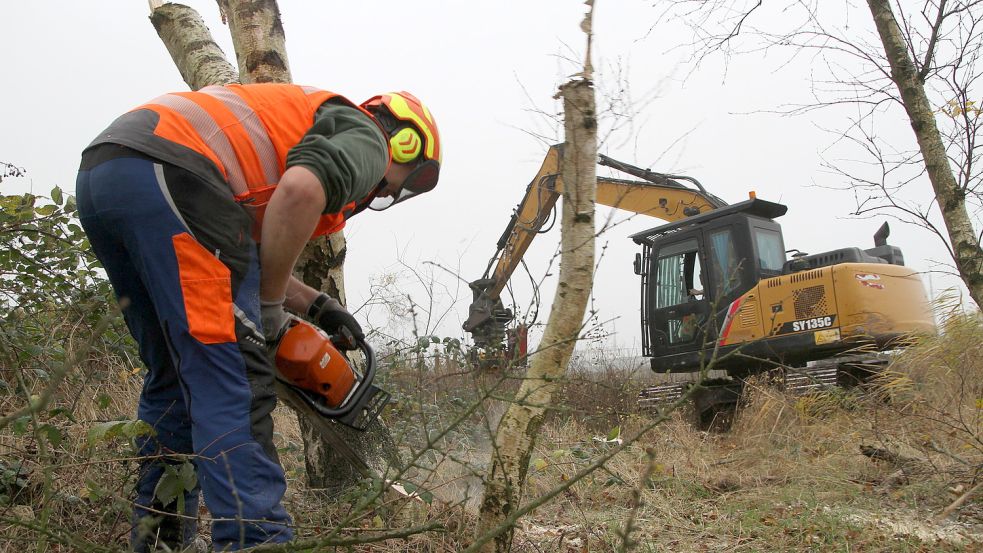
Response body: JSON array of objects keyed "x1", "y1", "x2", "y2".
[
  {"x1": 260, "y1": 297, "x2": 291, "y2": 344},
  {"x1": 308, "y1": 293, "x2": 364, "y2": 349}
]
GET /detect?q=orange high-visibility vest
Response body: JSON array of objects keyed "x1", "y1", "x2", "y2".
[{"x1": 134, "y1": 83, "x2": 386, "y2": 238}]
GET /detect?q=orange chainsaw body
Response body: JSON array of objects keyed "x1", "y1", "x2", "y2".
[{"x1": 275, "y1": 320, "x2": 356, "y2": 408}]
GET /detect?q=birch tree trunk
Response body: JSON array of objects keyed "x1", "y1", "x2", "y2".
[
  {"x1": 476, "y1": 5, "x2": 597, "y2": 550},
  {"x1": 866, "y1": 0, "x2": 983, "y2": 307},
  {"x1": 150, "y1": 3, "x2": 240, "y2": 89},
  {"x1": 150, "y1": 0, "x2": 394, "y2": 492},
  {"x1": 216, "y1": 0, "x2": 291, "y2": 83}
]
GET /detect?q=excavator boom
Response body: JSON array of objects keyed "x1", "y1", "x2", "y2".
[{"x1": 463, "y1": 144, "x2": 726, "y2": 347}]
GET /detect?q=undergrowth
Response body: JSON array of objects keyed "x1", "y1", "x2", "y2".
[{"x1": 2, "y1": 189, "x2": 983, "y2": 551}]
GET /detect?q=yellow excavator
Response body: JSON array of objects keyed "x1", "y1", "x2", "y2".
[{"x1": 464, "y1": 145, "x2": 936, "y2": 423}]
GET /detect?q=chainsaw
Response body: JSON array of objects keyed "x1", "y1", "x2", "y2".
[{"x1": 274, "y1": 318, "x2": 390, "y2": 431}]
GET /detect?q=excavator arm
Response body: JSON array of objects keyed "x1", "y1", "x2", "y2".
[{"x1": 463, "y1": 144, "x2": 727, "y2": 349}]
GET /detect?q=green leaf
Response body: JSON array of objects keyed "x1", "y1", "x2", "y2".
[
  {"x1": 0, "y1": 196, "x2": 21, "y2": 211},
  {"x1": 604, "y1": 475, "x2": 624, "y2": 487},
  {"x1": 46, "y1": 407, "x2": 76, "y2": 423},
  {"x1": 50, "y1": 187, "x2": 63, "y2": 206},
  {"x1": 531, "y1": 458, "x2": 548, "y2": 471},
  {"x1": 11, "y1": 416, "x2": 30, "y2": 436},
  {"x1": 400, "y1": 481, "x2": 419, "y2": 495},
  {"x1": 153, "y1": 461, "x2": 197, "y2": 514},
  {"x1": 87, "y1": 419, "x2": 155, "y2": 446},
  {"x1": 39, "y1": 424, "x2": 62, "y2": 448},
  {"x1": 154, "y1": 465, "x2": 182, "y2": 508},
  {"x1": 96, "y1": 393, "x2": 112, "y2": 410},
  {"x1": 178, "y1": 461, "x2": 197, "y2": 492},
  {"x1": 607, "y1": 425, "x2": 622, "y2": 441},
  {"x1": 34, "y1": 205, "x2": 56, "y2": 217}
]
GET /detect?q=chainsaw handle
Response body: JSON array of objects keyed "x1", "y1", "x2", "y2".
[{"x1": 330, "y1": 326, "x2": 357, "y2": 351}]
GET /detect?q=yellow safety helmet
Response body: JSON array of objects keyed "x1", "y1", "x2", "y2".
[{"x1": 361, "y1": 92, "x2": 442, "y2": 210}]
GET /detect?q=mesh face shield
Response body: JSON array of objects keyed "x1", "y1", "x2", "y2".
[{"x1": 368, "y1": 160, "x2": 440, "y2": 211}]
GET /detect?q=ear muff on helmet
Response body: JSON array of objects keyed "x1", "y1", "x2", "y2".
[
  {"x1": 390, "y1": 126, "x2": 423, "y2": 163},
  {"x1": 360, "y1": 92, "x2": 442, "y2": 212},
  {"x1": 361, "y1": 91, "x2": 441, "y2": 165}
]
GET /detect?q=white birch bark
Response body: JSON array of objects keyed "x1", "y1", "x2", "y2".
[
  {"x1": 216, "y1": 0, "x2": 291, "y2": 83},
  {"x1": 149, "y1": 3, "x2": 239, "y2": 89},
  {"x1": 476, "y1": 4, "x2": 597, "y2": 550},
  {"x1": 866, "y1": 0, "x2": 983, "y2": 308}
]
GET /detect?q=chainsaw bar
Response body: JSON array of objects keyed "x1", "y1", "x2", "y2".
[{"x1": 280, "y1": 379, "x2": 390, "y2": 431}]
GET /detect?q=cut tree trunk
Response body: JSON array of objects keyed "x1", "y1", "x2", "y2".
[
  {"x1": 150, "y1": 0, "x2": 398, "y2": 491},
  {"x1": 476, "y1": 27, "x2": 597, "y2": 551},
  {"x1": 867, "y1": 0, "x2": 983, "y2": 308}
]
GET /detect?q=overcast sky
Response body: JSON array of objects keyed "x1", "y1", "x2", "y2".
[{"x1": 0, "y1": 1, "x2": 969, "y2": 357}]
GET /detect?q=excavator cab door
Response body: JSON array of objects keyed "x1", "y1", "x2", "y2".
[{"x1": 648, "y1": 237, "x2": 712, "y2": 355}]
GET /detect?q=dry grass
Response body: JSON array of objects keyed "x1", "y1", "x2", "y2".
[{"x1": 3, "y1": 313, "x2": 983, "y2": 551}]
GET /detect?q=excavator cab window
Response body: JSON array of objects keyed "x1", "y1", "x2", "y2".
[
  {"x1": 753, "y1": 226, "x2": 786, "y2": 274},
  {"x1": 654, "y1": 242, "x2": 701, "y2": 309},
  {"x1": 708, "y1": 228, "x2": 741, "y2": 299},
  {"x1": 651, "y1": 239, "x2": 709, "y2": 347}
]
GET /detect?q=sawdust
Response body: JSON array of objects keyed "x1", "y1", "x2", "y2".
[{"x1": 839, "y1": 507, "x2": 983, "y2": 546}]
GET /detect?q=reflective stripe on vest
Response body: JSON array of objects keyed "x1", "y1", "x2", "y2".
[
  {"x1": 144, "y1": 93, "x2": 253, "y2": 194},
  {"x1": 198, "y1": 86, "x2": 281, "y2": 186},
  {"x1": 131, "y1": 84, "x2": 388, "y2": 240},
  {"x1": 142, "y1": 85, "x2": 328, "y2": 196}
]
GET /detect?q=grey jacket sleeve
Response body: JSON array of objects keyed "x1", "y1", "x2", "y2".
[{"x1": 285, "y1": 101, "x2": 389, "y2": 214}]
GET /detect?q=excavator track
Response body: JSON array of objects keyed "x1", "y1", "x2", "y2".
[{"x1": 638, "y1": 354, "x2": 892, "y2": 423}]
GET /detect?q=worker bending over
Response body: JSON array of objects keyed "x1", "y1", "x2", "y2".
[{"x1": 75, "y1": 84, "x2": 441, "y2": 551}]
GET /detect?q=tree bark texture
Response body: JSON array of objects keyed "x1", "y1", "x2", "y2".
[
  {"x1": 216, "y1": 0, "x2": 291, "y2": 83},
  {"x1": 150, "y1": 1, "x2": 392, "y2": 491},
  {"x1": 295, "y1": 232, "x2": 349, "y2": 304},
  {"x1": 476, "y1": 79, "x2": 597, "y2": 552},
  {"x1": 866, "y1": 0, "x2": 983, "y2": 308},
  {"x1": 149, "y1": 3, "x2": 240, "y2": 89}
]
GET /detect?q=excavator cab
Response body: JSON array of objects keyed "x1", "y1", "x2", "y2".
[{"x1": 632, "y1": 199, "x2": 788, "y2": 371}]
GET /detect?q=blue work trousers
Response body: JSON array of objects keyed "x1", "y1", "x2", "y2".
[{"x1": 76, "y1": 145, "x2": 293, "y2": 551}]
